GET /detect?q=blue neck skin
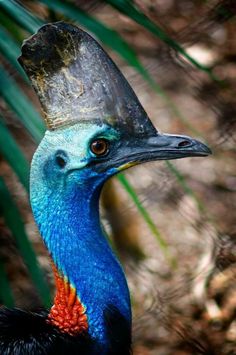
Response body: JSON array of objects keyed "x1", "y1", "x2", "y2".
[{"x1": 30, "y1": 138, "x2": 131, "y2": 349}]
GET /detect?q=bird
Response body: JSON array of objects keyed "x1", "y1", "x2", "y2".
[{"x1": 0, "y1": 22, "x2": 211, "y2": 355}]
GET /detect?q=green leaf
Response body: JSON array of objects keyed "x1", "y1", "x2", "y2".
[
  {"x1": 0, "y1": 0, "x2": 43, "y2": 34},
  {"x1": 0, "y1": 26, "x2": 27, "y2": 79},
  {"x1": 0, "y1": 66, "x2": 45, "y2": 143},
  {"x1": 118, "y1": 173, "x2": 177, "y2": 268},
  {"x1": 0, "y1": 177, "x2": 51, "y2": 307},
  {"x1": 0, "y1": 257, "x2": 15, "y2": 307},
  {"x1": 0, "y1": 116, "x2": 30, "y2": 191},
  {"x1": 165, "y1": 160, "x2": 206, "y2": 213},
  {"x1": 106, "y1": 0, "x2": 219, "y2": 81},
  {"x1": 0, "y1": 9, "x2": 24, "y2": 42}
]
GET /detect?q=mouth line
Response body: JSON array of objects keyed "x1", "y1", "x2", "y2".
[{"x1": 113, "y1": 147, "x2": 211, "y2": 169}]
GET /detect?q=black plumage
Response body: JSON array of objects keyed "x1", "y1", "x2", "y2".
[{"x1": 0, "y1": 307, "x2": 131, "y2": 355}]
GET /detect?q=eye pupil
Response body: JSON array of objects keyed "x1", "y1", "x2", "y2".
[
  {"x1": 90, "y1": 139, "x2": 109, "y2": 156},
  {"x1": 56, "y1": 155, "x2": 66, "y2": 168}
]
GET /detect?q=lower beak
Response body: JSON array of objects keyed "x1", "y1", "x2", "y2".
[{"x1": 117, "y1": 132, "x2": 211, "y2": 170}]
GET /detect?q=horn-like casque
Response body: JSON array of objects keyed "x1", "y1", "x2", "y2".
[{"x1": 18, "y1": 22, "x2": 156, "y2": 137}]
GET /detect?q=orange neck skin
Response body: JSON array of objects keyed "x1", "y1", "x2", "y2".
[{"x1": 48, "y1": 264, "x2": 88, "y2": 335}]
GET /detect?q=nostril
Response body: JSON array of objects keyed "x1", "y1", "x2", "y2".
[{"x1": 178, "y1": 140, "x2": 190, "y2": 148}]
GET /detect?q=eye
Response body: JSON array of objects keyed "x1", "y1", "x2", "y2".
[
  {"x1": 55, "y1": 151, "x2": 67, "y2": 168},
  {"x1": 90, "y1": 139, "x2": 109, "y2": 157}
]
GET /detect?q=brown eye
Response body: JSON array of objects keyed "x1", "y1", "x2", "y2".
[{"x1": 90, "y1": 139, "x2": 109, "y2": 156}]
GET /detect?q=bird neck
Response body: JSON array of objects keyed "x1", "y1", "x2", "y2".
[{"x1": 30, "y1": 169, "x2": 131, "y2": 348}]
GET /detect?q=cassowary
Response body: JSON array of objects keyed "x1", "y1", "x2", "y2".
[{"x1": 0, "y1": 22, "x2": 211, "y2": 355}]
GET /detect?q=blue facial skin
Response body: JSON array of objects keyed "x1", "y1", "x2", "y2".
[{"x1": 30, "y1": 123, "x2": 131, "y2": 351}]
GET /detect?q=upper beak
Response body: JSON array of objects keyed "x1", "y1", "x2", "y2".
[{"x1": 117, "y1": 132, "x2": 211, "y2": 171}]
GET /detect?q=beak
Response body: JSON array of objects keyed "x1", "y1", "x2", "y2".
[{"x1": 116, "y1": 132, "x2": 211, "y2": 171}]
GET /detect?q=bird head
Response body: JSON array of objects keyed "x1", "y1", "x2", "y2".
[{"x1": 19, "y1": 22, "x2": 211, "y2": 190}]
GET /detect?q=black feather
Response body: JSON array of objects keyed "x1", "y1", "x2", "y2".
[
  {"x1": 0, "y1": 306, "x2": 132, "y2": 354},
  {"x1": 104, "y1": 305, "x2": 132, "y2": 355},
  {"x1": 0, "y1": 307, "x2": 96, "y2": 355}
]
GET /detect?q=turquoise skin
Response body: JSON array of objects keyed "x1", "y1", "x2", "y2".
[{"x1": 30, "y1": 123, "x2": 131, "y2": 351}]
